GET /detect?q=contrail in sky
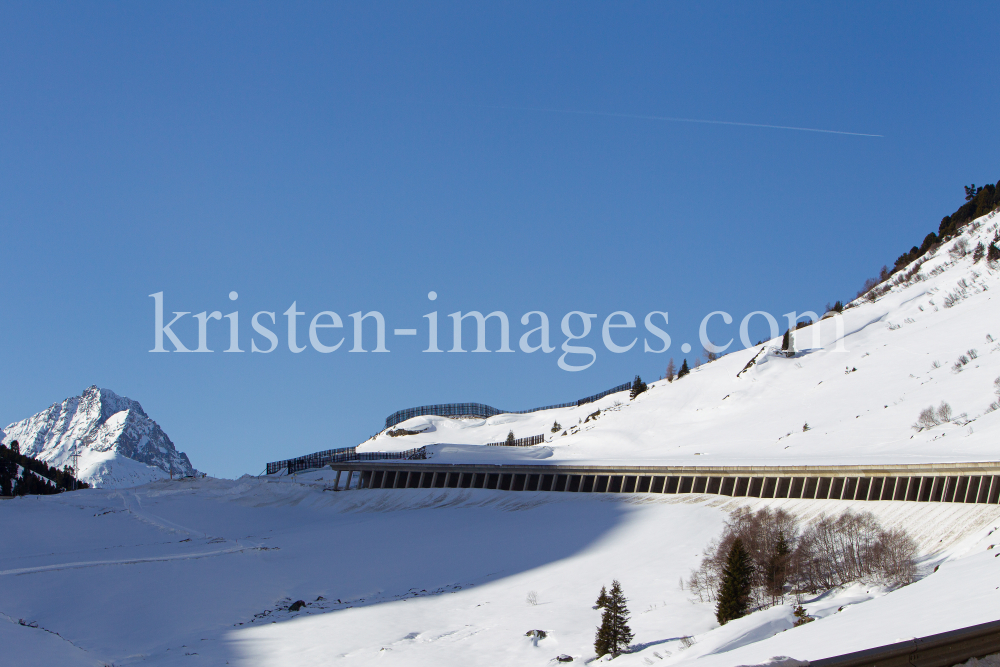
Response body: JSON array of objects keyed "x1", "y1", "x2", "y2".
[{"x1": 488, "y1": 104, "x2": 883, "y2": 137}]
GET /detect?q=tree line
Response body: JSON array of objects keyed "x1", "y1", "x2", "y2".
[{"x1": 0, "y1": 440, "x2": 89, "y2": 496}]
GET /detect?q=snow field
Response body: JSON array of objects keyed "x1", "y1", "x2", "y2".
[{"x1": 3, "y1": 474, "x2": 1000, "y2": 666}]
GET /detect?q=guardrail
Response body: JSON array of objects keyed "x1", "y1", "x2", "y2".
[
  {"x1": 812, "y1": 618, "x2": 1000, "y2": 667},
  {"x1": 485, "y1": 434, "x2": 545, "y2": 447},
  {"x1": 383, "y1": 381, "x2": 632, "y2": 429}
]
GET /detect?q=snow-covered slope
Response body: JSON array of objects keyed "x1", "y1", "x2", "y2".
[
  {"x1": 367, "y1": 212, "x2": 1000, "y2": 468},
  {"x1": 2, "y1": 386, "x2": 196, "y2": 488},
  {"x1": 1, "y1": 474, "x2": 998, "y2": 667}
]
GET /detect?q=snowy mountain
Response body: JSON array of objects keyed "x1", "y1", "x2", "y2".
[
  {"x1": 365, "y1": 210, "x2": 1000, "y2": 469},
  {"x1": 2, "y1": 386, "x2": 195, "y2": 488}
]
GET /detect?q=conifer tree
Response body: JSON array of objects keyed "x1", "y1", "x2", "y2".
[
  {"x1": 595, "y1": 585, "x2": 609, "y2": 609},
  {"x1": 630, "y1": 375, "x2": 647, "y2": 399},
  {"x1": 506, "y1": 430, "x2": 515, "y2": 446},
  {"x1": 677, "y1": 359, "x2": 690, "y2": 379},
  {"x1": 716, "y1": 538, "x2": 754, "y2": 625},
  {"x1": 665, "y1": 358, "x2": 676, "y2": 383},
  {"x1": 551, "y1": 421, "x2": 562, "y2": 433},
  {"x1": 594, "y1": 580, "x2": 633, "y2": 658}
]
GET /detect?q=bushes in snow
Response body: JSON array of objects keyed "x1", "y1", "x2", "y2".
[
  {"x1": 914, "y1": 402, "x2": 954, "y2": 430},
  {"x1": 988, "y1": 377, "x2": 1000, "y2": 413},
  {"x1": 687, "y1": 508, "x2": 917, "y2": 614}
]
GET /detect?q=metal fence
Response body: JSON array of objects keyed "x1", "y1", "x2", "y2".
[
  {"x1": 485, "y1": 434, "x2": 545, "y2": 447},
  {"x1": 267, "y1": 446, "x2": 427, "y2": 475},
  {"x1": 383, "y1": 380, "x2": 632, "y2": 429}
]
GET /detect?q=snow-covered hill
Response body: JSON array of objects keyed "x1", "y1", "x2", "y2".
[
  {"x1": 366, "y1": 211, "x2": 1000, "y2": 469},
  {"x1": 2, "y1": 386, "x2": 196, "y2": 488},
  {"x1": 3, "y1": 212, "x2": 1000, "y2": 667}
]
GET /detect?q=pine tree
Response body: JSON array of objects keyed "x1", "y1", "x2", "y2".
[
  {"x1": 505, "y1": 430, "x2": 515, "y2": 446},
  {"x1": 715, "y1": 538, "x2": 754, "y2": 625},
  {"x1": 630, "y1": 375, "x2": 647, "y2": 399},
  {"x1": 551, "y1": 421, "x2": 562, "y2": 433},
  {"x1": 594, "y1": 580, "x2": 634, "y2": 658},
  {"x1": 665, "y1": 358, "x2": 676, "y2": 383},
  {"x1": 989, "y1": 243, "x2": 1000, "y2": 263},
  {"x1": 594, "y1": 585, "x2": 609, "y2": 609},
  {"x1": 677, "y1": 359, "x2": 690, "y2": 379}
]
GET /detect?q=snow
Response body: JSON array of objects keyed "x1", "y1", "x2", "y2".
[
  {"x1": 365, "y1": 214, "x2": 1000, "y2": 469},
  {"x1": 2, "y1": 386, "x2": 195, "y2": 488},
  {"x1": 3, "y1": 476, "x2": 999, "y2": 666},
  {"x1": 3, "y1": 211, "x2": 1000, "y2": 665}
]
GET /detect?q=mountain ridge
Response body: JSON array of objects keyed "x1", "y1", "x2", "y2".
[{"x1": 2, "y1": 385, "x2": 196, "y2": 488}]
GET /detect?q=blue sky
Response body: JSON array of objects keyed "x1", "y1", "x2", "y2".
[{"x1": 2, "y1": 2, "x2": 998, "y2": 477}]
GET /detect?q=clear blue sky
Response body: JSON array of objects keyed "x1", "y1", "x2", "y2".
[{"x1": 2, "y1": 2, "x2": 998, "y2": 477}]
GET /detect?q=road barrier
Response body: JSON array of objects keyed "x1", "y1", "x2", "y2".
[{"x1": 812, "y1": 618, "x2": 1000, "y2": 667}]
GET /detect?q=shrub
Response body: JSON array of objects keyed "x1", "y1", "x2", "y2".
[
  {"x1": 688, "y1": 509, "x2": 917, "y2": 613},
  {"x1": 551, "y1": 421, "x2": 561, "y2": 433},
  {"x1": 792, "y1": 606, "x2": 814, "y2": 627},
  {"x1": 949, "y1": 238, "x2": 969, "y2": 259}
]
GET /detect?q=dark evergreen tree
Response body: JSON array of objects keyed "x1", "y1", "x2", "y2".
[
  {"x1": 505, "y1": 430, "x2": 515, "y2": 445},
  {"x1": 594, "y1": 580, "x2": 633, "y2": 658},
  {"x1": 630, "y1": 375, "x2": 647, "y2": 399},
  {"x1": 551, "y1": 421, "x2": 562, "y2": 433},
  {"x1": 594, "y1": 585, "x2": 609, "y2": 609},
  {"x1": 989, "y1": 243, "x2": 1000, "y2": 263},
  {"x1": 974, "y1": 242, "x2": 986, "y2": 263},
  {"x1": 715, "y1": 538, "x2": 754, "y2": 625},
  {"x1": 677, "y1": 359, "x2": 690, "y2": 379},
  {"x1": 781, "y1": 330, "x2": 790, "y2": 351}
]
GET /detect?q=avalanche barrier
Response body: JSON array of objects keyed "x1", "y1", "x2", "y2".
[{"x1": 307, "y1": 460, "x2": 1000, "y2": 505}]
